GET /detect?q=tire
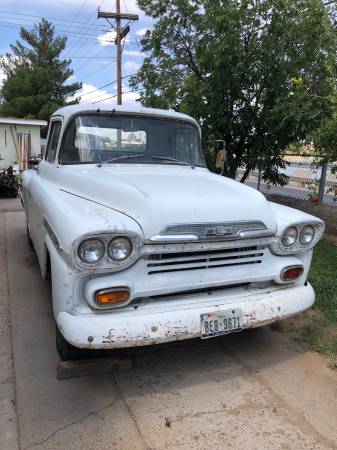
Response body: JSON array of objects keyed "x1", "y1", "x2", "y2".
[{"x1": 56, "y1": 325, "x2": 89, "y2": 361}]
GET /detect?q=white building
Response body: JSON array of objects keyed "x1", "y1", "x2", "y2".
[{"x1": 0, "y1": 117, "x2": 47, "y2": 170}]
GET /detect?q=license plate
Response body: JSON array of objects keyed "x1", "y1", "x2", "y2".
[{"x1": 200, "y1": 308, "x2": 243, "y2": 339}]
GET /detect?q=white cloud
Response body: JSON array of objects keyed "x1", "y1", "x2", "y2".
[
  {"x1": 119, "y1": 82, "x2": 139, "y2": 104},
  {"x1": 0, "y1": 67, "x2": 6, "y2": 87},
  {"x1": 97, "y1": 30, "x2": 131, "y2": 47},
  {"x1": 136, "y1": 28, "x2": 149, "y2": 36},
  {"x1": 123, "y1": 91, "x2": 140, "y2": 104},
  {"x1": 72, "y1": 83, "x2": 114, "y2": 104},
  {"x1": 124, "y1": 0, "x2": 142, "y2": 14},
  {"x1": 124, "y1": 49, "x2": 144, "y2": 58},
  {"x1": 97, "y1": 30, "x2": 117, "y2": 47},
  {"x1": 66, "y1": 74, "x2": 76, "y2": 82},
  {"x1": 124, "y1": 60, "x2": 140, "y2": 72},
  {"x1": 69, "y1": 82, "x2": 139, "y2": 106}
]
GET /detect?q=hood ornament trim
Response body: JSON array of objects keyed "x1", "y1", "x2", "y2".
[{"x1": 150, "y1": 221, "x2": 274, "y2": 243}]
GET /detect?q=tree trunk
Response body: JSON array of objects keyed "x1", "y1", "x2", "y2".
[{"x1": 240, "y1": 166, "x2": 251, "y2": 183}]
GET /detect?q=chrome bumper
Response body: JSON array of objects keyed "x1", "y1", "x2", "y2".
[{"x1": 57, "y1": 282, "x2": 314, "y2": 349}]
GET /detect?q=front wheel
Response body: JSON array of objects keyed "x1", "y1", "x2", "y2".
[{"x1": 56, "y1": 326, "x2": 89, "y2": 361}]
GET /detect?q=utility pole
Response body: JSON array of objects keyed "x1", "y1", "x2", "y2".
[{"x1": 98, "y1": 2, "x2": 139, "y2": 105}]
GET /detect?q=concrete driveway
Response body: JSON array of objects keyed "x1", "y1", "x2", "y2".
[{"x1": 1, "y1": 199, "x2": 337, "y2": 450}]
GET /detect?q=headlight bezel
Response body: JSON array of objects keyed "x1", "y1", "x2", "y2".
[
  {"x1": 74, "y1": 232, "x2": 143, "y2": 270},
  {"x1": 281, "y1": 226, "x2": 298, "y2": 248},
  {"x1": 271, "y1": 220, "x2": 324, "y2": 255},
  {"x1": 299, "y1": 224, "x2": 315, "y2": 245},
  {"x1": 78, "y1": 238, "x2": 105, "y2": 264},
  {"x1": 108, "y1": 237, "x2": 133, "y2": 262}
]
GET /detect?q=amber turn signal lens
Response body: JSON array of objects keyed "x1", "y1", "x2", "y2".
[
  {"x1": 95, "y1": 289, "x2": 130, "y2": 306},
  {"x1": 281, "y1": 266, "x2": 304, "y2": 282}
]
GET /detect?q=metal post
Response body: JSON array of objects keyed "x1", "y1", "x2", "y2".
[
  {"x1": 116, "y1": 0, "x2": 122, "y2": 105},
  {"x1": 318, "y1": 161, "x2": 328, "y2": 204},
  {"x1": 97, "y1": 5, "x2": 139, "y2": 106},
  {"x1": 257, "y1": 167, "x2": 261, "y2": 191}
]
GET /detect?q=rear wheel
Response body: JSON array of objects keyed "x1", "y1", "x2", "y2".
[{"x1": 56, "y1": 325, "x2": 89, "y2": 361}]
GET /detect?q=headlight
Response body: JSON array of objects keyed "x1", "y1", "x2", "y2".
[
  {"x1": 299, "y1": 225, "x2": 315, "y2": 245},
  {"x1": 271, "y1": 220, "x2": 324, "y2": 255},
  {"x1": 281, "y1": 226, "x2": 298, "y2": 247},
  {"x1": 108, "y1": 237, "x2": 132, "y2": 262},
  {"x1": 78, "y1": 238, "x2": 105, "y2": 264}
]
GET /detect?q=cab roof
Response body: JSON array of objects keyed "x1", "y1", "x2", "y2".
[{"x1": 51, "y1": 104, "x2": 199, "y2": 128}]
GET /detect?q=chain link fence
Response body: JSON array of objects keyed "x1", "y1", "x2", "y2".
[{"x1": 237, "y1": 154, "x2": 337, "y2": 206}]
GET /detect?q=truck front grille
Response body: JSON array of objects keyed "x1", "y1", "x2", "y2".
[{"x1": 145, "y1": 245, "x2": 265, "y2": 275}]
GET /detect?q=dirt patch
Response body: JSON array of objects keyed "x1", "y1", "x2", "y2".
[
  {"x1": 323, "y1": 234, "x2": 337, "y2": 246},
  {"x1": 272, "y1": 311, "x2": 337, "y2": 369}
]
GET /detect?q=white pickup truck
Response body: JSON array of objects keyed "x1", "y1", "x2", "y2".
[{"x1": 21, "y1": 104, "x2": 324, "y2": 360}]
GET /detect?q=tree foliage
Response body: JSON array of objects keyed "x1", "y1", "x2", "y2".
[
  {"x1": 0, "y1": 19, "x2": 81, "y2": 120},
  {"x1": 131, "y1": 0, "x2": 337, "y2": 183},
  {"x1": 311, "y1": 106, "x2": 337, "y2": 172}
]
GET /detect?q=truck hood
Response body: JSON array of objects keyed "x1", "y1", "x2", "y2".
[{"x1": 52, "y1": 164, "x2": 277, "y2": 239}]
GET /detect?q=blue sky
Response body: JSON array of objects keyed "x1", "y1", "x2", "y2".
[{"x1": 0, "y1": 0, "x2": 152, "y2": 105}]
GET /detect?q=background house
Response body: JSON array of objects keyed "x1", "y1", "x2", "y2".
[{"x1": 0, "y1": 117, "x2": 47, "y2": 171}]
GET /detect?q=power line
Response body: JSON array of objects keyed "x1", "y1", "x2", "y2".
[
  {"x1": 77, "y1": 83, "x2": 121, "y2": 102},
  {"x1": 0, "y1": 21, "x2": 112, "y2": 42},
  {"x1": 71, "y1": 0, "x2": 89, "y2": 23},
  {"x1": 80, "y1": 74, "x2": 133, "y2": 97},
  {"x1": 91, "y1": 89, "x2": 139, "y2": 104},
  {"x1": 0, "y1": 14, "x2": 106, "y2": 33},
  {"x1": 73, "y1": 44, "x2": 111, "y2": 72},
  {"x1": 67, "y1": 56, "x2": 117, "y2": 59},
  {"x1": 0, "y1": 9, "x2": 106, "y2": 29},
  {"x1": 65, "y1": 0, "x2": 105, "y2": 57},
  {"x1": 82, "y1": 89, "x2": 117, "y2": 101},
  {"x1": 80, "y1": 62, "x2": 112, "y2": 80}
]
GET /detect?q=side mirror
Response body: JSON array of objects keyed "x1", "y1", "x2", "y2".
[
  {"x1": 207, "y1": 140, "x2": 227, "y2": 170},
  {"x1": 215, "y1": 149, "x2": 226, "y2": 169},
  {"x1": 28, "y1": 156, "x2": 42, "y2": 170}
]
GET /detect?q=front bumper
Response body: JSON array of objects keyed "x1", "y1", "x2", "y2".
[{"x1": 57, "y1": 282, "x2": 315, "y2": 349}]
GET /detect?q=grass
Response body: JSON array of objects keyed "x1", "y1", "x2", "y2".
[
  {"x1": 274, "y1": 240, "x2": 337, "y2": 364},
  {"x1": 309, "y1": 241, "x2": 337, "y2": 322}
]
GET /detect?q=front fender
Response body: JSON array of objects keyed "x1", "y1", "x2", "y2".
[
  {"x1": 32, "y1": 183, "x2": 144, "y2": 275},
  {"x1": 268, "y1": 201, "x2": 324, "y2": 236}
]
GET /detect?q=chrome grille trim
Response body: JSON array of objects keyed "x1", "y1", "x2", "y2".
[
  {"x1": 145, "y1": 245, "x2": 265, "y2": 275},
  {"x1": 149, "y1": 221, "x2": 274, "y2": 243},
  {"x1": 142, "y1": 236, "x2": 278, "y2": 256}
]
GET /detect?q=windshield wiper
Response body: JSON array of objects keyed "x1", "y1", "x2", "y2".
[
  {"x1": 97, "y1": 154, "x2": 144, "y2": 167},
  {"x1": 149, "y1": 156, "x2": 191, "y2": 166},
  {"x1": 97, "y1": 154, "x2": 192, "y2": 167}
]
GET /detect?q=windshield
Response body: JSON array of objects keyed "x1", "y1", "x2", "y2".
[{"x1": 59, "y1": 114, "x2": 205, "y2": 167}]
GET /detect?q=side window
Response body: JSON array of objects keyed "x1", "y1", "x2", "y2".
[{"x1": 45, "y1": 121, "x2": 61, "y2": 163}]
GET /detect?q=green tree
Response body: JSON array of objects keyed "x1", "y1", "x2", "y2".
[
  {"x1": 131, "y1": 0, "x2": 337, "y2": 184},
  {"x1": 312, "y1": 107, "x2": 337, "y2": 170},
  {"x1": 0, "y1": 18, "x2": 81, "y2": 120}
]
